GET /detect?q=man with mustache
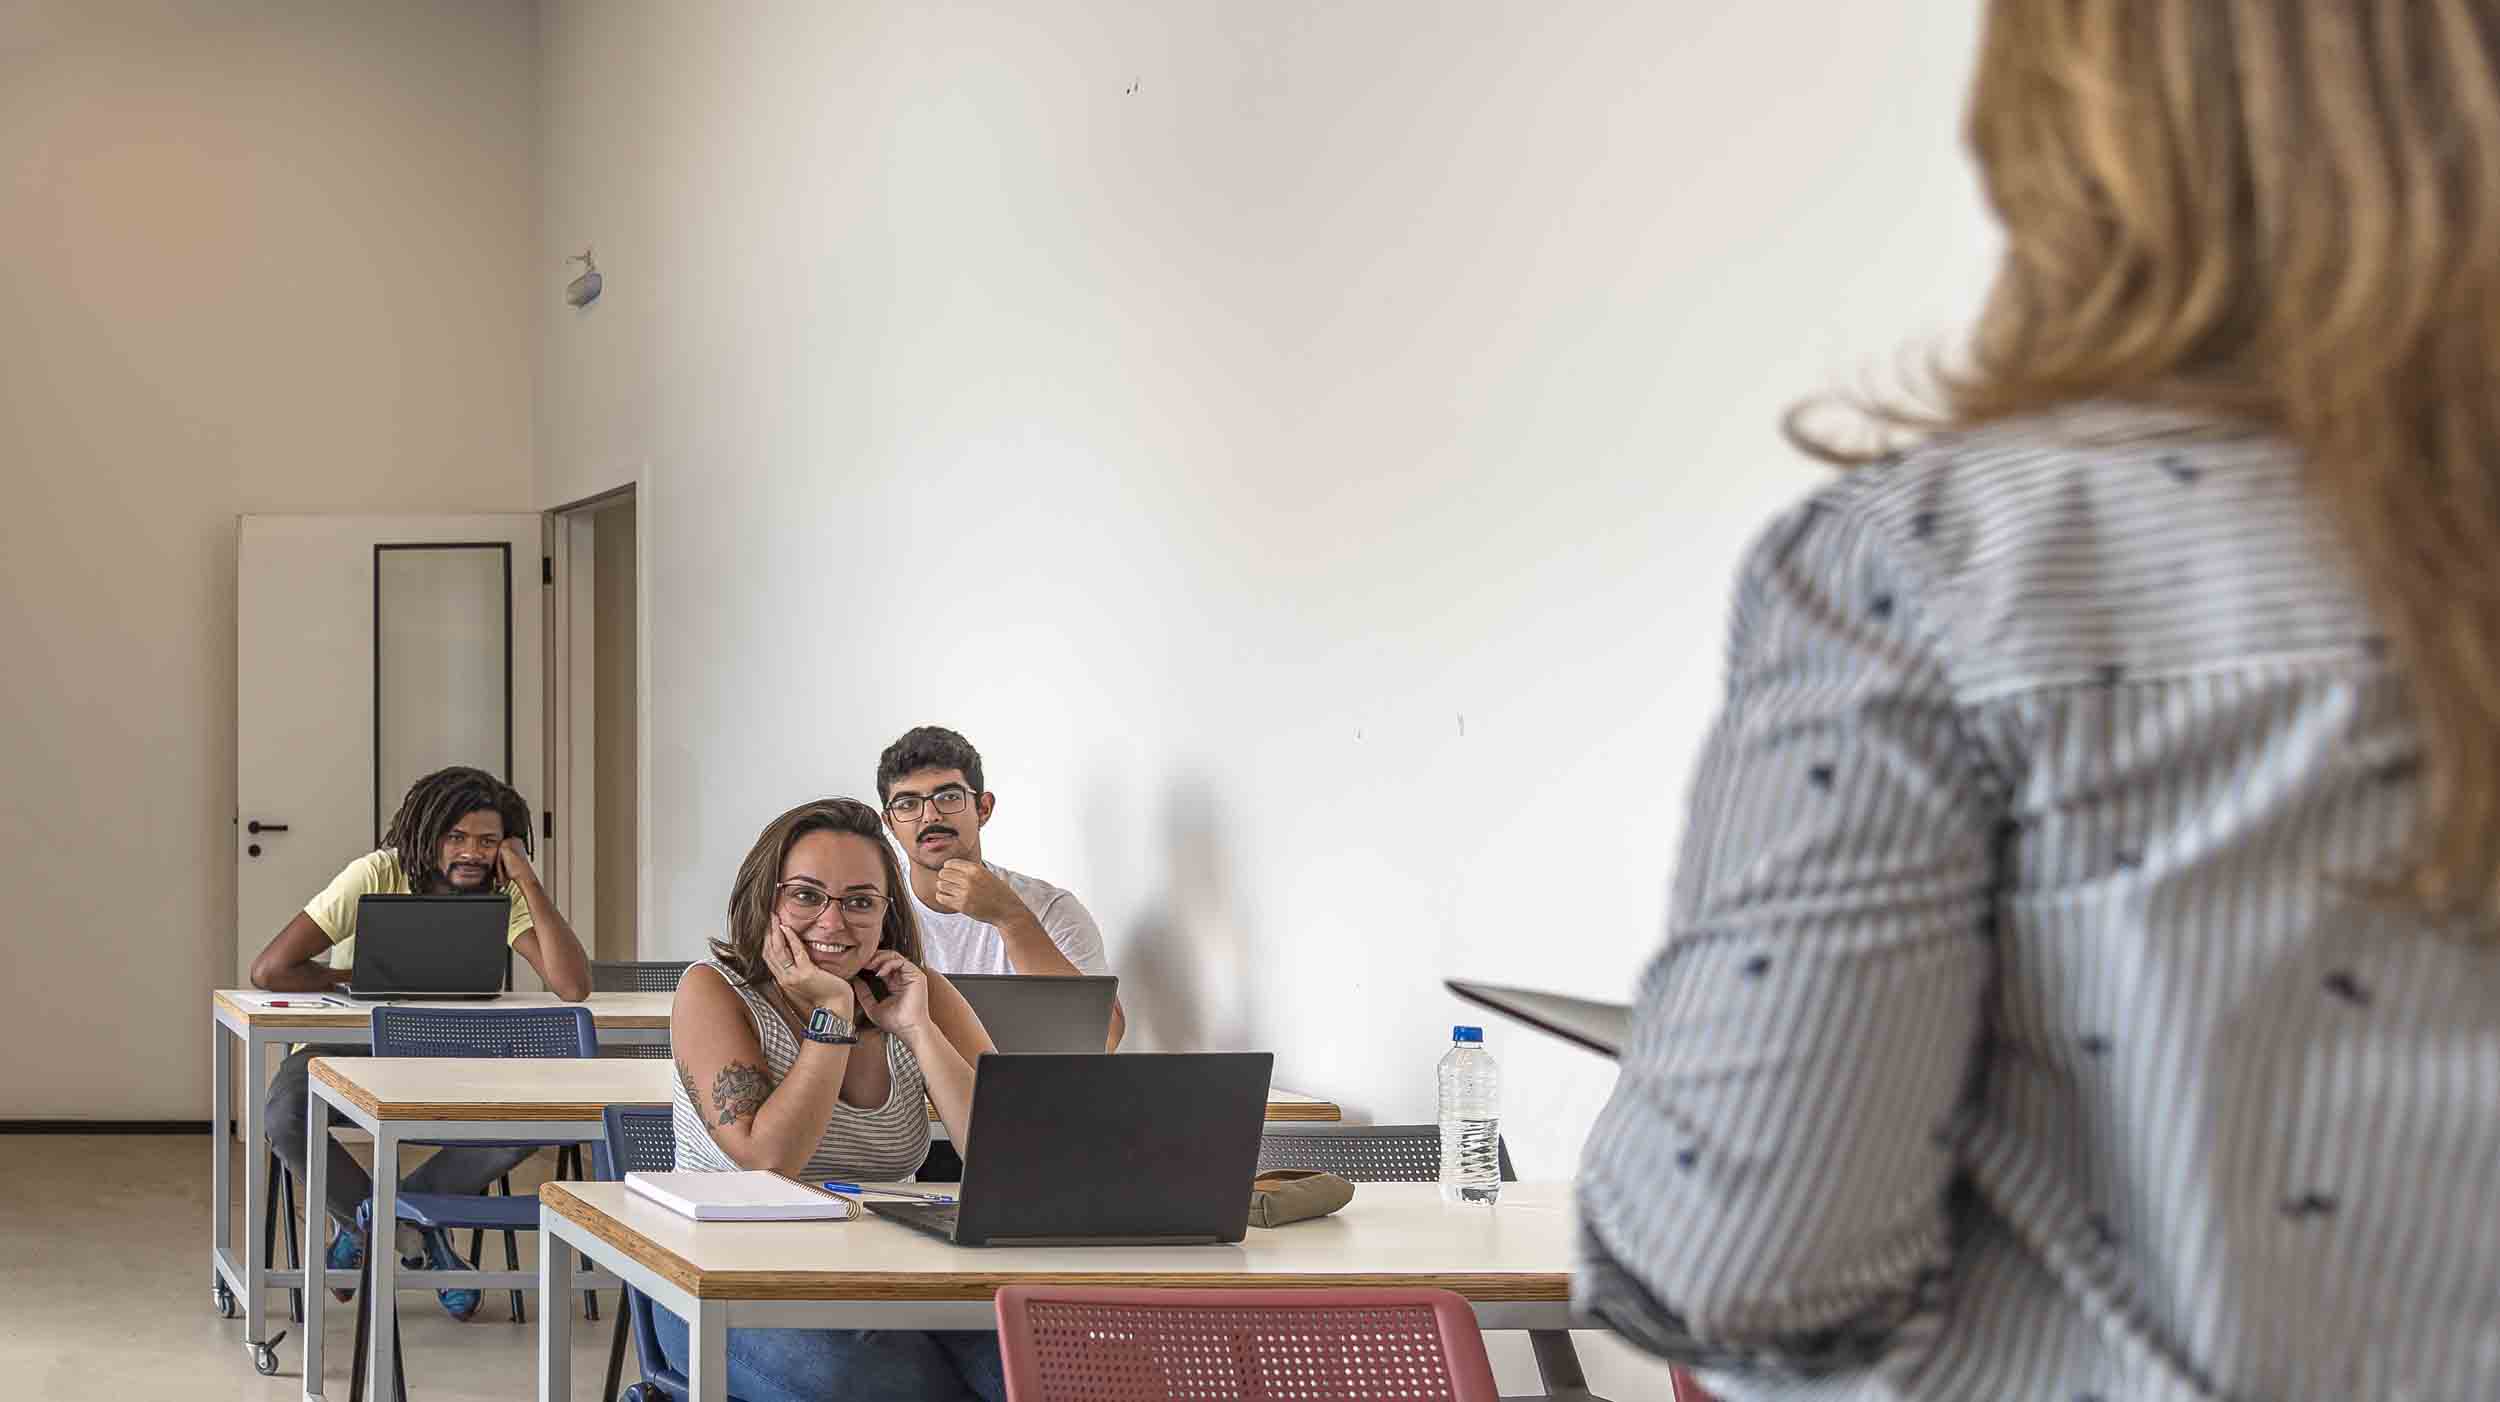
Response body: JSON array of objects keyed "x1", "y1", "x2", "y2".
[
  {"x1": 876, "y1": 725, "x2": 1125, "y2": 1050},
  {"x1": 247, "y1": 765, "x2": 590, "y2": 1321}
]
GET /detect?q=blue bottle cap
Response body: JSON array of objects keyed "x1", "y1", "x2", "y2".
[{"x1": 1452, "y1": 1026, "x2": 1483, "y2": 1042}]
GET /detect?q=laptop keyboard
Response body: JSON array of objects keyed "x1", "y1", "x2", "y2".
[{"x1": 865, "y1": 1201, "x2": 959, "y2": 1238}]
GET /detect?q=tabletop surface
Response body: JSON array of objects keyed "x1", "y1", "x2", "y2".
[
  {"x1": 305, "y1": 1055, "x2": 1339, "y2": 1125},
  {"x1": 541, "y1": 1179, "x2": 1575, "y2": 1301},
  {"x1": 309, "y1": 1055, "x2": 676, "y2": 1121},
  {"x1": 214, "y1": 989, "x2": 673, "y2": 1030}
]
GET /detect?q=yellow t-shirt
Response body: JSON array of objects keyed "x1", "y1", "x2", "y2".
[{"x1": 306, "y1": 849, "x2": 533, "y2": 970}]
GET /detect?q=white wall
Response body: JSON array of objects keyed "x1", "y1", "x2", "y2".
[
  {"x1": 0, "y1": 0, "x2": 537, "y2": 1117},
  {"x1": 540, "y1": 2, "x2": 1991, "y2": 1385}
]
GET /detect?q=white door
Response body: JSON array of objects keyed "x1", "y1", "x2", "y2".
[{"x1": 235, "y1": 515, "x2": 546, "y2": 987}]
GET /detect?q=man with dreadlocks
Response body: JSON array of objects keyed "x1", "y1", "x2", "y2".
[{"x1": 247, "y1": 765, "x2": 591, "y2": 1321}]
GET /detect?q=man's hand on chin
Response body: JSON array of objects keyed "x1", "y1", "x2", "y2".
[{"x1": 932, "y1": 858, "x2": 1022, "y2": 925}]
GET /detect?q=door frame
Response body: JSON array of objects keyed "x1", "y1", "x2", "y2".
[{"x1": 544, "y1": 481, "x2": 646, "y2": 961}]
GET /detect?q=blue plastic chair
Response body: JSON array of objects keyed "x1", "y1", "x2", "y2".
[
  {"x1": 354, "y1": 1004, "x2": 598, "y2": 1386},
  {"x1": 598, "y1": 1104, "x2": 751, "y2": 1402}
]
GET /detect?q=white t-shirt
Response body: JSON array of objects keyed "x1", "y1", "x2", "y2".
[{"x1": 906, "y1": 861, "x2": 1111, "y2": 978}]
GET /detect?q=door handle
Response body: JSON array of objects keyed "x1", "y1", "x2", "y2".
[{"x1": 247, "y1": 820, "x2": 289, "y2": 834}]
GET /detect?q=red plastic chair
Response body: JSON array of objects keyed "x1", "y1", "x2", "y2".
[{"x1": 993, "y1": 1285, "x2": 1501, "y2": 1402}]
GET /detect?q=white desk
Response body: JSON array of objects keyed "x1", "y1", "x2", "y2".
[
  {"x1": 208, "y1": 990, "x2": 672, "y2": 1376},
  {"x1": 536, "y1": 1179, "x2": 1611, "y2": 1402},
  {"x1": 302, "y1": 1056, "x2": 674, "y2": 1402}
]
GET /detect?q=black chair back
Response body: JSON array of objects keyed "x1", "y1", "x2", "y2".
[
  {"x1": 1257, "y1": 1121, "x2": 1517, "y2": 1183},
  {"x1": 591, "y1": 963, "x2": 689, "y2": 1059},
  {"x1": 590, "y1": 960, "x2": 694, "y2": 993}
]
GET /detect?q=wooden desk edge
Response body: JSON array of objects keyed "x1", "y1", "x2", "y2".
[
  {"x1": 307, "y1": 1056, "x2": 384, "y2": 1120},
  {"x1": 212, "y1": 990, "x2": 671, "y2": 1030},
  {"x1": 538, "y1": 1182, "x2": 1566, "y2": 1302},
  {"x1": 305, "y1": 1059, "x2": 668, "y2": 1122}
]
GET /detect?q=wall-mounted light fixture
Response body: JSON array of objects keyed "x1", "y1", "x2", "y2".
[{"x1": 565, "y1": 247, "x2": 602, "y2": 308}]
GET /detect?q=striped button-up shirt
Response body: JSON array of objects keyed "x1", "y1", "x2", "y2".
[{"x1": 1577, "y1": 405, "x2": 2500, "y2": 1401}]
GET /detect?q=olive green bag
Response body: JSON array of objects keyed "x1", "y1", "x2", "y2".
[{"x1": 1247, "y1": 1169, "x2": 1356, "y2": 1228}]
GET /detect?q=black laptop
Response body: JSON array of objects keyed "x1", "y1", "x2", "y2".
[
  {"x1": 341, "y1": 894, "x2": 509, "y2": 1001},
  {"x1": 946, "y1": 974, "x2": 1119, "y2": 1053},
  {"x1": 867, "y1": 1051, "x2": 1272, "y2": 1246}
]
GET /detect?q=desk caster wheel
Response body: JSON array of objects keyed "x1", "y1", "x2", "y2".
[
  {"x1": 252, "y1": 1334, "x2": 285, "y2": 1375},
  {"x1": 214, "y1": 1279, "x2": 238, "y2": 1318}
]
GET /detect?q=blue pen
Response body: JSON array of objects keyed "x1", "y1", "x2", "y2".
[{"x1": 823, "y1": 1181, "x2": 956, "y2": 1204}]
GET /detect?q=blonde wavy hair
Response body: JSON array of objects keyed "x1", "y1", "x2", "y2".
[{"x1": 1817, "y1": 0, "x2": 2500, "y2": 922}]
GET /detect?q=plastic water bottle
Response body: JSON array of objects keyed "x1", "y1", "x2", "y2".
[{"x1": 1438, "y1": 1026, "x2": 1501, "y2": 1204}]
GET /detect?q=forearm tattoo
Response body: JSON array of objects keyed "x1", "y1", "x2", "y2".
[{"x1": 710, "y1": 1060, "x2": 771, "y2": 1127}]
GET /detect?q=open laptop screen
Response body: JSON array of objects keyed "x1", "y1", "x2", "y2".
[
  {"x1": 945, "y1": 974, "x2": 1119, "y2": 1053},
  {"x1": 350, "y1": 894, "x2": 508, "y2": 996}
]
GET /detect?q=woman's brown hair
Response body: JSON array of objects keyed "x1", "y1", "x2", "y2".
[
  {"x1": 710, "y1": 799, "x2": 923, "y2": 1000},
  {"x1": 1810, "y1": 0, "x2": 2500, "y2": 923}
]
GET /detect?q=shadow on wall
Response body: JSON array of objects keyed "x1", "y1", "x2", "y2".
[{"x1": 1117, "y1": 775, "x2": 1255, "y2": 1052}]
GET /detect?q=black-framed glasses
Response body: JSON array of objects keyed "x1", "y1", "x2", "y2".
[
  {"x1": 774, "y1": 881, "x2": 890, "y2": 928},
  {"x1": 885, "y1": 786, "x2": 974, "y2": 822}
]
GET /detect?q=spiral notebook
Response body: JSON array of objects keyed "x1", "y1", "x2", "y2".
[{"x1": 624, "y1": 1170, "x2": 857, "y2": 1222}]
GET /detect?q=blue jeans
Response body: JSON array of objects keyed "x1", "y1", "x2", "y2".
[{"x1": 650, "y1": 1306, "x2": 1005, "y2": 1402}]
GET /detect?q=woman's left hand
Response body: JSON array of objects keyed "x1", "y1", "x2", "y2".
[{"x1": 852, "y1": 950, "x2": 930, "y2": 1035}]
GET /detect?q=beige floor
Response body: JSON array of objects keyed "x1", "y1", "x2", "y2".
[{"x1": 1, "y1": 1134, "x2": 622, "y2": 1401}]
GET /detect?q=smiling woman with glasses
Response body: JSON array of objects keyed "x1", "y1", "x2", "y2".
[{"x1": 659, "y1": 797, "x2": 1004, "y2": 1402}]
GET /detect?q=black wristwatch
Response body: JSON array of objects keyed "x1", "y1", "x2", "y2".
[{"x1": 801, "y1": 1007, "x2": 858, "y2": 1045}]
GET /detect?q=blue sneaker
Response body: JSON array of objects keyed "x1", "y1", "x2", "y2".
[
  {"x1": 325, "y1": 1218, "x2": 363, "y2": 1302},
  {"x1": 417, "y1": 1229, "x2": 482, "y2": 1322}
]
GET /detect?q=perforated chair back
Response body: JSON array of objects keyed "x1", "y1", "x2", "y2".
[
  {"x1": 590, "y1": 962, "x2": 688, "y2": 1059},
  {"x1": 1258, "y1": 1122, "x2": 1516, "y2": 1184},
  {"x1": 369, "y1": 1003, "x2": 599, "y2": 1059},
  {"x1": 596, "y1": 1103, "x2": 676, "y2": 1181},
  {"x1": 995, "y1": 1285, "x2": 1498, "y2": 1402},
  {"x1": 598, "y1": 1106, "x2": 704, "y2": 1401},
  {"x1": 591, "y1": 960, "x2": 694, "y2": 993}
]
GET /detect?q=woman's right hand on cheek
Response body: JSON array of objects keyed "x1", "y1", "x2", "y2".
[{"x1": 764, "y1": 923, "x2": 854, "y2": 1016}]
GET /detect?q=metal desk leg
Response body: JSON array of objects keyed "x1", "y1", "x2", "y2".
[
  {"x1": 304, "y1": 1093, "x2": 329, "y2": 1401},
  {"x1": 211, "y1": 1016, "x2": 234, "y2": 1318},
  {"x1": 539, "y1": 1215, "x2": 573, "y2": 1402},
  {"x1": 367, "y1": 1126, "x2": 400, "y2": 1402},
  {"x1": 689, "y1": 1302, "x2": 729, "y2": 1402},
  {"x1": 243, "y1": 1031, "x2": 278, "y2": 1372},
  {"x1": 1530, "y1": 1329, "x2": 1602, "y2": 1402}
]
